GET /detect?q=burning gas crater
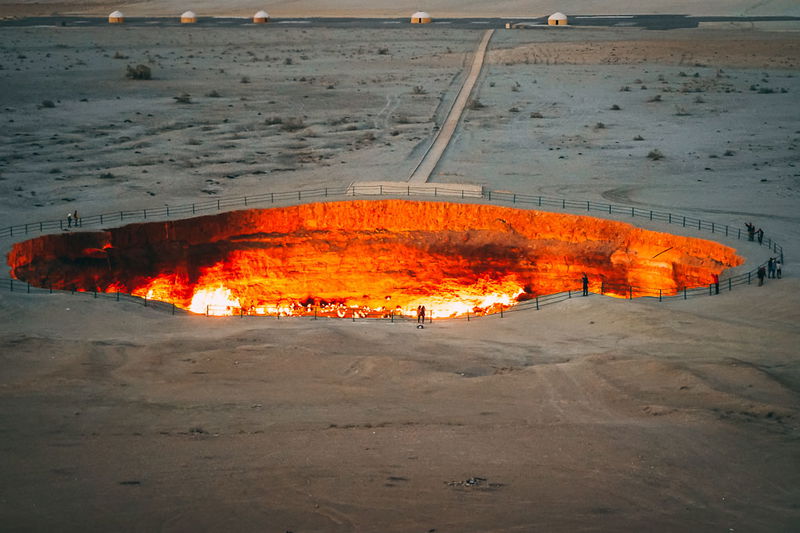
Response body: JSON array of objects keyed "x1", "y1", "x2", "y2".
[{"x1": 8, "y1": 200, "x2": 743, "y2": 318}]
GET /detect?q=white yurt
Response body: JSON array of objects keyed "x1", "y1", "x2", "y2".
[
  {"x1": 548, "y1": 12, "x2": 568, "y2": 26},
  {"x1": 411, "y1": 11, "x2": 432, "y2": 24},
  {"x1": 108, "y1": 10, "x2": 124, "y2": 23},
  {"x1": 180, "y1": 10, "x2": 197, "y2": 23},
  {"x1": 253, "y1": 10, "x2": 270, "y2": 23}
]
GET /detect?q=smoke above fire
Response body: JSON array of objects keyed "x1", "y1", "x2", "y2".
[{"x1": 7, "y1": 200, "x2": 743, "y2": 318}]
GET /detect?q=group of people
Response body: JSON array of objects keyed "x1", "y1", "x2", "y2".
[
  {"x1": 66, "y1": 210, "x2": 79, "y2": 228},
  {"x1": 745, "y1": 222, "x2": 764, "y2": 244},
  {"x1": 758, "y1": 256, "x2": 783, "y2": 286}
]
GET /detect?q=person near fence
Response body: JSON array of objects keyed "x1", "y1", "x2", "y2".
[
  {"x1": 746, "y1": 222, "x2": 755, "y2": 241},
  {"x1": 712, "y1": 273, "x2": 719, "y2": 295},
  {"x1": 776, "y1": 259, "x2": 782, "y2": 279},
  {"x1": 66, "y1": 211, "x2": 73, "y2": 228},
  {"x1": 581, "y1": 273, "x2": 589, "y2": 296},
  {"x1": 757, "y1": 228, "x2": 764, "y2": 244},
  {"x1": 757, "y1": 265, "x2": 766, "y2": 286},
  {"x1": 767, "y1": 257, "x2": 775, "y2": 278},
  {"x1": 417, "y1": 305, "x2": 426, "y2": 324},
  {"x1": 73, "y1": 210, "x2": 79, "y2": 227}
]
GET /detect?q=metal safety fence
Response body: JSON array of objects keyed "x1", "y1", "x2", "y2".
[{"x1": 0, "y1": 184, "x2": 785, "y2": 320}]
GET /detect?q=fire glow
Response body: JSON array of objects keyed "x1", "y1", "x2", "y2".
[{"x1": 7, "y1": 200, "x2": 743, "y2": 318}]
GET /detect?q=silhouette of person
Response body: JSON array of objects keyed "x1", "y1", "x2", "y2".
[
  {"x1": 712, "y1": 273, "x2": 719, "y2": 295},
  {"x1": 582, "y1": 273, "x2": 589, "y2": 296},
  {"x1": 417, "y1": 305, "x2": 426, "y2": 324},
  {"x1": 776, "y1": 259, "x2": 782, "y2": 279},
  {"x1": 757, "y1": 228, "x2": 764, "y2": 244},
  {"x1": 66, "y1": 212, "x2": 73, "y2": 228},
  {"x1": 757, "y1": 265, "x2": 766, "y2": 286}
]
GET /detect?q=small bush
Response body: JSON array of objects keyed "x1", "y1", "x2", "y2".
[
  {"x1": 509, "y1": 106, "x2": 520, "y2": 113},
  {"x1": 647, "y1": 94, "x2": 662, "y2": 102},
  {"x1": 99, "y1": 172, "x2": 116, "y2": 179},
  {"x1": 647, "y1": 149, "x2": 665, "y2": 161},
  {"x1": 265, "y1": 116, "x2": 283, "y2": 125},
  {"x1": 674, "y1": 106, "x2": 690, "y2": 116},
  {"x1": 240, "y1": 76, "x2": 250, "y2": 84},
  {"x1": 206, "y1": 90, "x2": 221, "y2": 98},
  {"x1": 412, "y1": 85, "x2": 427, "y2": 95},
  {"x1": 40, "y1": 100, "x2": 55, "y2": 108},
  {"x1": 619, "y1": 86, "x2": 631, "y2": 92},
  {"x1": 530, "y1": 111, "x2": 543, "y2": 119},
  {"x1": 693, "y1": 95, "x2": 705, "y2": 103},
  {"x1": 467, "y1": 98, "x2": 485, "y2": 110},
  {"x1": 281, "y1": 117, "x2": 305, "y2": 131},
  {"x1": 724, "y1": 150, "x2": 735, "y2": 156},
  {"x1": 173, "y1": 93, "x2": 192, "y2": 104},
  {"x1": 113, "y1": 51, "x2": 129, "y2": 59},
  {"x1": 377, "y1": 47, "x2": 389, "y2": 55},
  {"x1": 284, "y1": 57, "x2": 293, "y2": 65},
  {"x1": 610, "y1": 104, "x2": 621, "y2": 110},
  {"x1": 633, "y1": 135, "x2": 645, "y2": 141},
  {"x1": 125, "y1": 64, "x2": 151, "y2": 80},
  {"x1": 594, "y1": 122, "x2": 606, "y2": 130}
]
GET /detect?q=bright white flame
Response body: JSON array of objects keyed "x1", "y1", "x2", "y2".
[{"x1": 189, "y1": 286, "x2": 241, "y2": 315}]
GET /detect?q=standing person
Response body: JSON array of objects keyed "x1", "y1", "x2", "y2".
[
  {"x1": 768, "y1": 257, "x2": 775, "y2": 278},
  {"x1": 746, "y1": 222, "x2": 755, "y2": 241},
  {"x1": 776, "y1": 259, "x2": 782, "y2": 279},
  {"x1": 581, "y1": 273, "x2": 589, "y2": 296},
  {"x1": 757, "y1": 228, "x2": 764, "y2": 244},
  {"x1": 757, "y1": 265, "x2": 766, "y2": 286},
  {"x1": 416, "y1": 305, "x2": 424, "y2": 324},
  {"x1": 712, "y1": 273, "x2": 720, "y2": 295},
  {"x1": 73, "y1": 210, "x2": 79, "y2": 227},
  {"x1": 66, "y1": 211, "x2": 73, "y2": 228}
]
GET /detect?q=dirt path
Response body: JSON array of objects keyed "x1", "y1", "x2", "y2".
[{"x1": 408, "y1": 29, "x2": 494, "y2": 183}]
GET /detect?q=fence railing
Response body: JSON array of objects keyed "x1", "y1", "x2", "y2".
[
  {"x1": 0, "y1": 258, "x2": 779, "y2": 321},
  {"x1": 0, "y1": 184, "x2": 785, "y2": 259},
  {"x1": 0, "y1": 184, "x2": 785, "y2": 320}
]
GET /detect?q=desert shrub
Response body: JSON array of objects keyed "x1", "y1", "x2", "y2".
[
  {"x1": 467, "y1": 98, "x2": 485, "y2": 110},
  {"x1": 594, "y1": 122, "x2": 606, "y2": 130},
  {"x1": 647, "y1": 149, "x2": 665, "y2": 160},
  {"x1": 281, "y1": 117, "x2": 305, "y2": 131},
  {"x1": 412, "y1": 85, "x2": 427, "y2": 95},
  {"x1": 633, "y1": 135, "x2": 645, "y2": 141},
  {"x1": 511, "y1": 82, "x2": 521, "y2": 92},
  {"x1": 758, "y1": 87, "x2": 775, "y2": 94},
  {"x1": 724, "y1": 150, "x2": 735, "y2": 156},
  {"x1": 619, "y1": 86, "x2": 631, "y2": 92},
  {"x1": 206, "y1": 90, "x2": 221, "y2": 98},
  {"x1": 173, "y1": 93, "x2": 192, "y2": 104},
  {"x1": 99, "y1": 172, "x2": 115, "y2": 179},
  {"x1": 240, "y1": 76, "x2": 250, "y2": 84},
  {"x1": 610, "y1": 104, "x2": 621, "y2": 110},
  {"x1": 509, "y1": 106, "x2": 520, "y2": 113},
  {"x1": 530, "y1": 111, "x2": 543, "y2": 119},
  {"x1": 40, "y1": 100, "x2": 55, "y2": 108},
  {"x1": 377, "y1": 47, "x2": 389, "y2": 55},
  {"x1": 126, "y1": 64, "x2": 151, "y2": 80},
  {"x1": 265, "y1": 116, "x2": 283, "y2": 125},
  {"x1": 394, "y1": 113, "x2": 410, "y2": 124},
  {"x1": 284, "y1": 57, "x2": 293, "y2": 65},
  {"x1": 647, "y1": 94, "x2": 662, "y2": 102},
  {"x1": 674, "y1": 106, "x2": 690, "y2": 116}
]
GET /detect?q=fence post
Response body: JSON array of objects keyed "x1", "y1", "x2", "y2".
[
  {"x1": 144, "y1": 295, "x2": 147, "y2": 307},
  {"x1": 711, "y1": 222, "x2": 714, "y2": 233},
  {"x1": 608, "y1": 204, "x2": 611, "y2": 214},
  {"x1": 562, "y1": 199, "x2": 566, "y2": 209},
  {"x1": 600, "y1": 282, "x2": 604, "y2": 295},
  {"x1": 682, "y1": 216, "x2": 686, "y2": 227},
  {"x1": 116, "y1": 290, "x2": 119, "y2": 301},
  {"x1": 192, "y1": 204, "x2": 195, "y2": 214},
  {"x1": 658, "y1": 289, "x2": 662, "y2": 302},
  {"x1": 535, "y1": 297, "x2": 539, "y2": 310},
  {"x1": 172, "y1": 303, "x2": 176, "y2": 315},
  {"x1": 568, "y1": 290, "x2": 571, "y2": 299},
  {"x1": 708, "y1": 284, "x2": 712, "y2": 296},
  {"x1": 668, "y1": 213, "x2": 672, "y2": 224},
  {"x1": 649, "y1": 210, "x2": 653, "y2": 220},
  {"x1": 629, "y1": 286, "x2": 632, "y2": 300},
  {"x1": 9, "y1": 279, "x2": 12, "y2": 292},
  {"x1": 747, "y1": 272, "x2": 751, "y2": 284},
  {"x1": 206, "y1": 305, "x2": 208, "y2": 316},
  {"x1": 244, "y1": 197, "x2": 247, "y2": 206},
  {"x1": 587, "y1": 201, "x2": 590, "y2": 211},
  {"x1": 500, "y1": 307, "x2": 503, "y2": 318},
  {"x1": 50, "y1": 284, "x2": 53, "y2": 294},
  {"x1": 467, "y1": 311, "x2": 470, "y2": 322},
  {"x1": 27, "y1": 282, "x2": 30, "y2": 293},
  {"x1": 683, "y1": 287, "x2": 687, "y2": 300},
  {"x1": 631, "y1": 207, "x2": 635, "y2": 217},
  {"x1": 120, "y1": 211, "x2": 123, "y2": 221},
  {"x1": 729, "y1": 278, "x2": 732, "y2": 291},
  {"x1": 538, "y1": 196, "x2": 542, "y2": 207}
]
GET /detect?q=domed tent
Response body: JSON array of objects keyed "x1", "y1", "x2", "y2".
[
  {"x1": 180, "y1": 10, "x2": 197, "y2": 23},
  {"x1": 253, "y1": 10, "x2": 270, "y2": 23},
  {"x1": 411, "y1": 11, "x2": 432, "y2": 24},
  {"x1": 108, "y1": 10, "x2": 124, "y2": 23},
  {"x1": 548, "y1": 12, "x2": 568, "y2": 26}
]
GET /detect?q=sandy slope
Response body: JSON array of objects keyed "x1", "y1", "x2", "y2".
[{"x1": 0, "y1": 20, "x2": 799, "y2": 532}]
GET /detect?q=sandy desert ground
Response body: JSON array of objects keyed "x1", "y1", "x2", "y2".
[{"x1": 1, "y1": 10, "x2": 799, "y2": 533}]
